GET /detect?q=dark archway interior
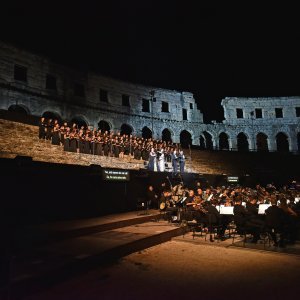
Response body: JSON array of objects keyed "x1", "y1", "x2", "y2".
[
  {"x1": 120, "y1": 124, "x2": 133, "y2": 136},
  {"x1": 276, "y1": 132, "x2": 289, "y2": 152},
  {"x1": 256, "y1": 133, "x2": 268, "y2": 152},
  {"x1": 71, "y1": 117, "x2": 87, "y2": 129},
  {"x1": 98, "y1": 120, "x2": 110, "y2": 133},
  {"x1": 162, "y1": 128, "x2": 172, "y2": 142},
  {"x1": 219, "y1": 132, "x2": 229, "y2": 150},
  {"x1": 237, "y1": 132, "x2": 249, "y2": 151},
  {"x1": 8, "y1": 105, "x2": 28, "y2": 114},
  {"x1": 180, "y1": 130, "x2": 192, "y2": 148},
  {"x1": 142, "y1": 126, "x2": 152, "y2": 139},
  {"x1": 199, "y1": 136, "x2": 205, "y2": 149},
  {"x1": 203, "y1": 131, "x2": 213, "y2": 150},
  {"x1": 42, "y1": 111, "x2": 62, "y2": 123}
]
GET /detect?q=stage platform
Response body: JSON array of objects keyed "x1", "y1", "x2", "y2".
[
  {"x1": 19, "y1": 209, "x2": 162, "y2": 247},
  {"x1": 3, "y1": 210, "x2": 185, "y2": 299}
]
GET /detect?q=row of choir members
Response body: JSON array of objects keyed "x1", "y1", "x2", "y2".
[{"x1": 38, "y1": 117, "x2": 180, "y2": 160}]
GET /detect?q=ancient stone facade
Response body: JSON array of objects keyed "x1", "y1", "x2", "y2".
[
  {"x1": 0, "y1": 41, "x2": 300, "y2": 153},
  {"x1": 0, "y1": 42, "x2": 203, "y2": 145},
  {"x1": 202, "y1": 97, "x2": 300, "y2": 152}
]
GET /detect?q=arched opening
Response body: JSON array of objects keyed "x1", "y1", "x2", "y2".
[
  {"x1": 162, "y1": 128, "x2": 172, "y2": 142},
  {"x1": 180, "y1": 130, "x2": 192, "y2": 149},
  {"x1": 42, "y1": 111, "x2": 62, "y2": 123},
  {"x1": 98, "y1": 120, "x2": 110, "y2": 133},
  {"x1": 120, "y1": 124, "x2": 133, "y2": 136},
  {"x1": 237, "y1": 132, "x2": 249, "y2": 151},
  {"x1": 297, "y1": 132, "x2": 300, "y2": 152},
  {"x1": 142, "y1": 126, "x2": 152, "y2": 139},
  {"x1": 8, "y1": 105, "x2": 28, "y2": 114},
  {"x1": 203, "y1": 131, "x2": 213, "y2": 150},
  {"x1": 71, "y1": 116, "x2": 88, "y2": 129},
  {"x1": 218, "y1": 132, "x2": 229, "y2": 150},
  {"x1": 276, "y1": 132, "x2": 289, "y2": 152},
  {"x1": 199, "y1": 135, "x2": 205, "y2": 149},
  {"x1": 256, "y1": 132, "x2": 269, "y2": 152}
]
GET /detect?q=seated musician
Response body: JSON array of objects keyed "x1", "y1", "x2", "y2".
[
  {"x1": 224, "y1": 196, "x2": 234, "y2": 207},
  {"x1": 195, "y1": 188, "x2": 203, "y2": 200},
  {"x1": 233, "y1": 195, "x2": 261, "y2": 243},
  {"x1": 183, "y1": 189, "x2": 204, "y2": 223},
  {"x1": 265, "y1": 197, "x2": 286, "y2": 247},
  {"x1": 246, "y1": 196, "x2": 265, "y2": 227},
  {"x1": 159, "y1": 190, "x2": 172, "y2": 210},
  {"x1": 217, "y1": 195, "x2": 234, "y2": 239},
  {"x1": 146, "y1": 185, "x2": 158, "y2": 209},
  {"x1": 203, "y1": 199, "x2": 221, "y2": 242},
  {"x1": 185, "y1": 190, "x2": 197, "y2": 209},
  {"x1": 279, "y1": 197, "x2": 298, "y2": 245}
]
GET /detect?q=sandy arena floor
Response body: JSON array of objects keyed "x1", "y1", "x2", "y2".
[{"x1": 23, "y1": 239, "x2": 300, "y2": 300}]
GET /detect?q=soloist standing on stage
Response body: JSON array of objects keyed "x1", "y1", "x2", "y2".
[{"x1": 178, "y1": 149, "x2": 185, "y2": 173}]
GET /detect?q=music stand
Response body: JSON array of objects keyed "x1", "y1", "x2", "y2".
[{"x1": 258, "y1": 204, "x2": 271, "y2": 215}]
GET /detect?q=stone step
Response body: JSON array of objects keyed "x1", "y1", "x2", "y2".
[{"x1": 0, "y1": 119, "x2": 145, "y2": 170}]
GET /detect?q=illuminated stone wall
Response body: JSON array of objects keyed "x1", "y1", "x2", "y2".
[
  {"x1": 0, "y1": 42, "x2": 203, "y2": 145},
  {"x1": 200, "y1": 97, "x2": 300, "y2": 152}
]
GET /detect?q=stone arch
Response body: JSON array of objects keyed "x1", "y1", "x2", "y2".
[
  {"x1": 202, "y1": 131, "x2": 214, "y2": 150},
  {"x1": 237, "y1": 132, "x2": 249, "y2": 151},
  {"x1": 142, "y1": 126, "x2": 152, "y2": 139},
  {"x1": 98, "y1": 120, "x2": 111, "y2": 133},
  {"x1": 199, "y1": 135, "x2": 205, "y2": 149},
  {"x1": 180, "y1": 130, "x2": 192, "y2": 148},
  {"x1": 256, "y1": 132, "x2": 269, "y2": 152},
  {"x1": 42, "y1": 111, "x2": 62, "y2": 123},
  {"x1": 120, "y1": 123, "x2": 133, "y2": 136},
  {"x1": 162, "y1": 128, "x2": 172, "y2": 142},
  {"x1": 8, "y1": 104, "x2": 30, "y2": 114},
  {"x1": 276, "y1": 132, "x2": 289, "y2": 152},
  {"x1": 218, "y1": 132, "x2": 229, "y2": 150},
  {"x1": 71, "y1": 115, "x2": 89, "y2": 129}
]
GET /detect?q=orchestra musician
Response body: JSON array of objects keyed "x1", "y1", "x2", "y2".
[
  {"x1": 204, "y1": 198, "x2": 222, "y2": 242},
  {"x1": 233, "y1": 195, "x2": 261, "y2": 243},
  {"x1": 185, "y1": 189, "x2": 206, "y2": 213},
  {"x1": 146, "y1": 185, "x2": 158, "y2": 209},
  {"x1": 159, "y1": 189, "x2": 172, "y2": 211}
]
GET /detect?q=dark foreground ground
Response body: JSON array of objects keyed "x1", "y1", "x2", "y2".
[{"x1": 21, "y1": 238, "x2": 300, "y2": 300}]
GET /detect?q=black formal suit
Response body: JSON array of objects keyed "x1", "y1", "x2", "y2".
[
  {"x1": 38, "y1": 120, "x2": 46, "y2": 139},
  {"x1": 147, "y1": 190, "x2": 158, "y2": 209},
  {"x1": 247, "y1": 202, "x2": 265, "y2": 227},
  {"x1": 265, "y1": 205, "x2": 285, "y2": 229},
  {"x1": 233, "y1": 204, "x2": 249, "y2": 227},
  {"x1": 265, "y1": 205, "x2": 286, "y2": 245},
  {"x1": 234, "y1": 204, "x2": 261, "y2": 241}
]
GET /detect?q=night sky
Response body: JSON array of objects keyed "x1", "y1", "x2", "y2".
[{"x1": 1, "y1": 1, "x2": 299, "y2": 122}]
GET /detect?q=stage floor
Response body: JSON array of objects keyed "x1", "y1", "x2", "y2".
[{"x1": 3, "y1": 210, "x2": 184, "y2": 299}]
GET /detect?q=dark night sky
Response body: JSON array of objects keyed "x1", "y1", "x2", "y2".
[{"x1": 1, "y1": 1, "x2": 299, "y2": 122}]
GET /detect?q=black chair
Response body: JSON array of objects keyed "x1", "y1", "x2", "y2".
[
  {"x1": 191, "y1": 221, "x2": 205, "y2": 239},
  {"x1": 231, "y1": 224, "x2": 252, "y2": 247},
  {"x1": 204, "y1": 214, "x2": 223, "y2": 243}
]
